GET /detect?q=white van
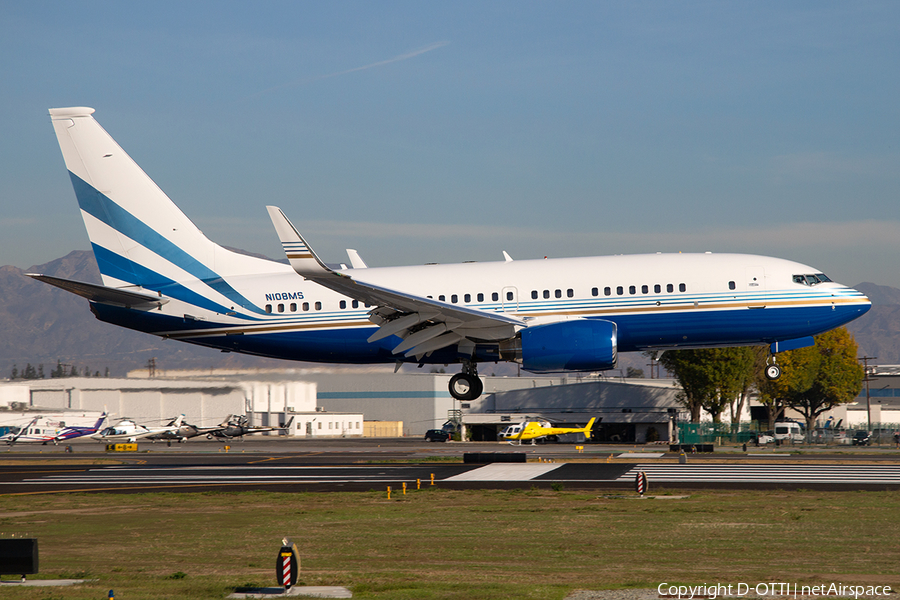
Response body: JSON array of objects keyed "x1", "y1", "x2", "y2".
[{"x1": 774, "y1": 421, "x2": 804, "y2": 442}]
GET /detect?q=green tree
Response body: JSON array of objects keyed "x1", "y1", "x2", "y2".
[
  {"x1": 759, "y1": 327, "x2": 863, "y2": 434},
  {"x1": 660, "y1": 347, "x2": 762, "y2": 423}
]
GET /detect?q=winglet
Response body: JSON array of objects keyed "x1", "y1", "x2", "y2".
[{"x1": 266, "y1": 206, "x2": 332, "y2": 278}]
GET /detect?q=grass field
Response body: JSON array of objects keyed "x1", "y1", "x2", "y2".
[{"x1": 0, "y1": 487, "x2": 898, "y2": 599}]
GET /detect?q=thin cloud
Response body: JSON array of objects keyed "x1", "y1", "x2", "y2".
[{"x1": 253, "y1": 41, "x2": 450, "y2": 97}]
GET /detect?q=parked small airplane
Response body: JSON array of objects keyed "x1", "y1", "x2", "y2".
[
  {"x1": 91, "y1": 415, "x2": 185, "y2": 443},
  {"x1": 206, "y1": 415, "x2": 294, "y2": 440},
  {"x1": 145, "y1": 415, "x2": 232, "y2": 445},
  {"x1": 500, "y1": 417, "x2": 598, "y2": 444},
  {"x1": 37, "y1": 107, "x2": 872, "y2": 402},
  {"x1": 0, "y1": 412, "x2": 107, "y2": 445}
]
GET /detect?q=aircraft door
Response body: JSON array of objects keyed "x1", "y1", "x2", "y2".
[
  {"x1": 501, "y1": 287, "x2": 518, "y2": 312},
  {"x1": 746, "y1": 267, "x2": 766, "y2": 290}
]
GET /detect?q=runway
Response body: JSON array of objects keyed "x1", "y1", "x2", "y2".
[{"x1": 3, "y1": 448, "x2": 900, "y2": 493}]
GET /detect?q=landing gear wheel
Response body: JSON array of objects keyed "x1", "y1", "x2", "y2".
[
  {"x1": 765, "y1": 364, "x2": 781, "y2": 380},
  {"x1": 449, "y1": 372, "x2": 483, "y2": 401}
]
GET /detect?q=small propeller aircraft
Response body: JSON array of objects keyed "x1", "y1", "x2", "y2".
[
  {"x1": 206, "y1": 415, "x2": 294, "y2": 440},
  {"x1": 91, "y1": 415, "x2": 186, "y2": 443},
  {"x1": 500, "y1": 417, "x2": 598, "y2": 445}
]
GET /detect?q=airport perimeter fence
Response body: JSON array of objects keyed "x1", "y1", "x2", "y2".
[{"x1": 676, "y1": 422, "x2": 900, "y2": 447}]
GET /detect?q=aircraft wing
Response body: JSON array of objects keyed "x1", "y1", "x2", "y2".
[{"x1": 267, "y1": 206, "x2": 525, "y2": 359}]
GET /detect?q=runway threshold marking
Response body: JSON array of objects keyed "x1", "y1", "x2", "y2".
[
  {"x1": 444, "y1": 463, "x2": 562, "y2": 481},
  {"x1": 616, "y1": 464, "x2": 900, "y2": 484}
]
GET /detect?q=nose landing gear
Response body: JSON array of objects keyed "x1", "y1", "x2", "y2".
[
  {"x1": 765, "y1": 356, "x2": 781, "y2": 380},
  {"x1": 449, "y1": 362, "x2": 484, "y2": 400}
]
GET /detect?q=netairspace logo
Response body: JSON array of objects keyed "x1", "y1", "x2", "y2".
[{"x1": 657, "y1": 583, "x2": 893, "y2": 599}]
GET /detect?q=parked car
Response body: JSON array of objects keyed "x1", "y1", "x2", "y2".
[
  {"x1": 755, "y1": 432, "x2": 775, "y2": 445},
  {"x1": 424, "y1": 429, "x2": 450, "y2": 442},
  {"x1": 851, "y1": 431, "x2": 871, "y2": 446},
  {"x1": 774, "y1": 421, "x2": 805, "y2": 443}
]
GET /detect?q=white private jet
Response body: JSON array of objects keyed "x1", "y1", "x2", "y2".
[
  {"x1": 34, "y1": 107, "x2": 871, "y2": 401},
  {"x1": 91, "y1": 415, "x2": 185, "y2": 443}
]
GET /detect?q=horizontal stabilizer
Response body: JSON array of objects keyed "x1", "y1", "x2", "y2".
[{"x1": 26, "y1": 274, "x2": 169, "y2": 308}]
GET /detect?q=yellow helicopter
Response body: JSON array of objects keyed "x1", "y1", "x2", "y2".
[{"x1": 499, "y1": 417, "x2": 598, "y2": 444}]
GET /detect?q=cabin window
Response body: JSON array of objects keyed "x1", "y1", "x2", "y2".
[
  {"x1": 265, "y1": 304, "x2": 272, "y2": 313},
  {"x1": 555, "y1": 289, "x2": 562, "y2": 298},
  {"x1": 477, "y1": 293, "x2": 484, "y2": 302},
  {"x1": 629, "y1": 285, "x2": 636, "y2": 295},
  {"x1": 641, "y1": 285, "x2": 649, "y2": 294},
  {"x1": 728, "y1": 281, "x2": 736, "y2": 290},
  {"x1": 531, "y1": 290, "x2": 538, "y2": 299},
  {"x1": 302, "y1": 302, "x2": 309, "y2": 311},
  {"x1": 464, "y1": 293, "x2": 471, "y2": 303},
  {"x1": 543, "y1": 290, "x2": 550, "y2": 299},
  {"x1": 278, "y1": 304, "x2": 285, "y2": 313},
  {"x1": 439, "y1": 295, "x2": 445, "y2": 301},
  {"x1": 352, "y1": 300, "x2": 359, "y2": 309},
  {"x1": 451, "y1": 294, "x2": 458, "y2": 303},
  {"x1": 616, "y1": 286, "x2": 624, "y2": 295},
  {"x1": 679, "y1": 283, "x2": 686, "y2": 292},
  {"x1": 567, "y1": 289, "x2": 574, "y2": 298},
  {"x1": 667, "y1": 284, "x2": 674, "y2": 293},
  {"x1": 591, "y1": 287, "x2": 598, "y2": 297},
  {"x1": 654, "y1": 284, "x2": 661, "y2": 293},
  {"x1": 315, "y1": 301, "x2": 322, "y2": 310},
  {"x1": 340, "y1": 300, "x2": 346, "y2": 309},
  {"x1": 290, "y1": 303, "x2": 297, "y2": 312},
  {"x1": 507, "y1": 291, "x2": 514, "y2": 301},
  {"x1": 492, "y1": 292, "x2": 499, "y2": 301},
  {"x1": 604, "y1": 287, "x2": 611, "y2": 296}
]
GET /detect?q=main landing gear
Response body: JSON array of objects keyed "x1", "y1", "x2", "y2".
[{"x1": 449, "y1": 361, "x2": 484, "y2": 401}]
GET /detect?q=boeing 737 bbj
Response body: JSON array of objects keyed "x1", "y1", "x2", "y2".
[{"x1": 34, "y1": 107, "x2": 871, "y2": 401}]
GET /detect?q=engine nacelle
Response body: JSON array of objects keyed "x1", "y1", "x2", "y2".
[{"x1": 519, "y1": 319, "x2": 617, "y2": 373}]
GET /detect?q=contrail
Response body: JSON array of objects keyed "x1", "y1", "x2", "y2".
[{"x1": 252, "y1": 41, "x2": 450, "y2": 98}]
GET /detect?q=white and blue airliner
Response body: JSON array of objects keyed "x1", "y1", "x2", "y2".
[{"x1": 34, "y1": 107, "x2": 871, "y2": 401}]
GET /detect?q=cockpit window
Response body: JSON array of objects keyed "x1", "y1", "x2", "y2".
[{"x1": 793, "y1": 273, "x2": 831, "y2": 286}]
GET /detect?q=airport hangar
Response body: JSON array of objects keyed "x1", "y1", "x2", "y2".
[{"x1": 0, "y1": 368, "x2": 684, "y2": 441}]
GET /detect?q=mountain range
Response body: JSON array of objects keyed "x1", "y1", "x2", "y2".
[{"x1": 0, "y1": 250, "x2": 896, "y2": 378}]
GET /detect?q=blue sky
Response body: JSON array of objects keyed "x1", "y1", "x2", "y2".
[{"x1": 3, "y1": 2, "x2": 899, "y2": 286}]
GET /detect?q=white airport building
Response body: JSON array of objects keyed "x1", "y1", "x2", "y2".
[{"x1": 1, "y1": 367, "x2": 685, "y2": 441}]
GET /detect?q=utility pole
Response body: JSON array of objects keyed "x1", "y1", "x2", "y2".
[{"x1": 858, "y1": 356, "x2": 876, "y2": 432}]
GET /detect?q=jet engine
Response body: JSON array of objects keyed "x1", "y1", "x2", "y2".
[{"x1": 512, "y1": 319, "x2": 618, "y2": 373}]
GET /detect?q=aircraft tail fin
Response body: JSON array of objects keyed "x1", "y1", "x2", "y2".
[
  {"x1": 48, "y1": 107, "x2": 279, "y2": 300},
  {"x1": 583, "y1": 417, "x2": 597, "y2": 439},
  {"x1": 93, "y1": 413, "x2": 108, "y2": 430}
]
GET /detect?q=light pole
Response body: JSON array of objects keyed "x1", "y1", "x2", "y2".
[{"x1": 858, "y1": 356, "x2": 876, "y2": 433}]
